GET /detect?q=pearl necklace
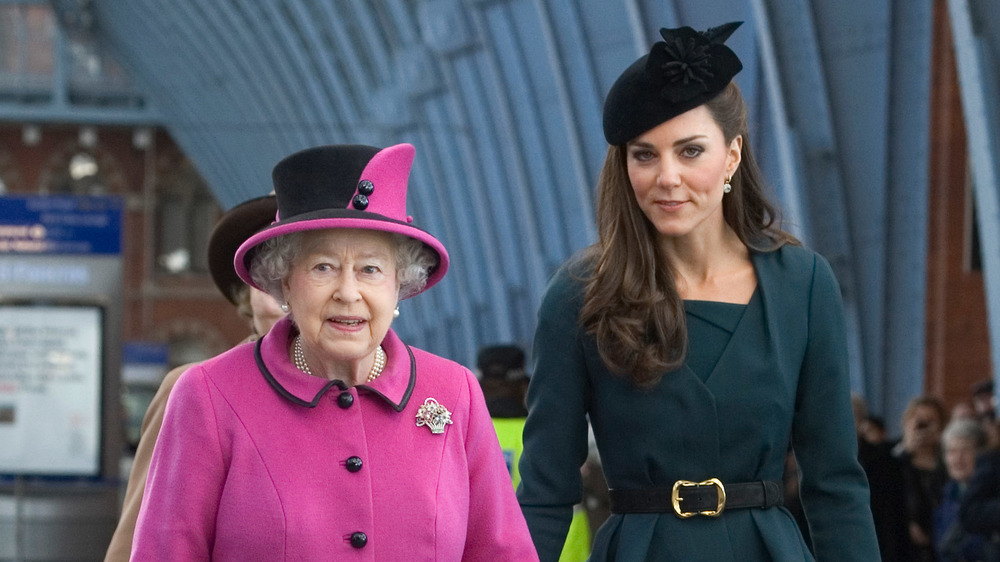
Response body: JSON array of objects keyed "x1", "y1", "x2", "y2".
[
  {"x1": 292, "y1": 334, "x2": 312, "y2": 375},
  {"x1": 292, "y1": 335, "x2": 387, "y2": 383},
  {"x1": 368, "y1": 345, "x2": 387, "y2": 382}
]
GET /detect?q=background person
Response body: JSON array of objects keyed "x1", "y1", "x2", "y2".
[
  {"x1": 895, "y1": 395, "x2": 949, "y2": 561},
  {"x1": 516, "y1": 21, "x2": 879, "y2": 561},
  {"x1": 972, "y1": 380, "x2": 996, "y2": 423},
  {"x1": 475, "y1": 344, "x2": 592, "y2": 562},
  {"x1": 131, "y1": 143, "x2": 537, "y2": 560},
  {"x1": 865, "y1": 415, "x2": 891, "y2": 445},
  {"x1": 476, "y1": 344, "x2": 531, "y2": 486},
  {"x1": 970, "y1": 381, "x2": 1000, "y2": 448},
  {"x1": 959, "y1": 436, "x2": 1000, "y2": 558},
  {"x1": 934, "y1": 418, "x2": 990, "y2": 561},
  {"x1": 104, "y1": 194, "x2": 282, "y2": 562},
  {"x1": 853, "y1": 393, "x2": 908, "y2": 561}
]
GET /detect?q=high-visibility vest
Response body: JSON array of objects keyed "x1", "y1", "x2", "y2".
[
  {"x1": 492, "y1": 417, "x2": 527, "y2": 489},
  {"x1": 491, "y1": 417, "x2": 591, "y2": 562}
]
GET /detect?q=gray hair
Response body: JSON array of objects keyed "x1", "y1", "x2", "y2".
[
  {"x1": 249, "y1": 230, "x2": 437, "y2": 302},
  {"x1": 941, "y1": 418, "x2": 988, "y2": 450}
]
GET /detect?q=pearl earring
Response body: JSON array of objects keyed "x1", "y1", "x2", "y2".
[
  {"x1": 723, "y1": 176, "x2": 732, "y2": 194},
  {"x1": 280, "y1": 303, "x2": 290, "y2": 313},
  {"x1": 393, "y1": 306, "x2": 400, "y2": 318}
]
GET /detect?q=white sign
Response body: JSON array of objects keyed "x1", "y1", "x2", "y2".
[{"x1": 0, "y1": 305, "x2": 102, "y2": 476}]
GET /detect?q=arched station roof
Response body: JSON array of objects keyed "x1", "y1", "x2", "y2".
[{"x1": 2, "y1": 0, "x2": 998, "y2": 430}]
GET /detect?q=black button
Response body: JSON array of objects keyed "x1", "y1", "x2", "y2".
[
  {"x1": 350, "y1": 531, "x2": 367, "y2": 548},
  {"x1": 345, "y1": 456, "x2": 363, "y2": 472},
  {"x1": 358, "y1": 179, "x2": 375, "y2": 195},
  {"x1": 352, "y1": 194, "x2": 369, "y2": 209},
  {"x1": 337, "y1": 392, "x2": 354, "y2": 408}
]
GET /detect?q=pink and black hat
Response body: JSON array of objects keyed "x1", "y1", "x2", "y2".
[{"x1": 234, "y1": 143, "x2": 449, "y2": 299}]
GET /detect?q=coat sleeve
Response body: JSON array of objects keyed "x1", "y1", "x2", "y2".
[
  {"x1": 516, "y1": 265, "x2": 592, "y2": 562},
  {"x1": 959, "y1": 450, "x2": 1000, "y2": 533},
  {"x1": 130, "y1": 366, "x2": 225, "y2": 559},
  {"x1": 104, "y1": 363, "x2": 192, "y2": 562},
  {"x1": 790, "y1": 253, "x2": 881, "y2": 558},
  {"x1": 461, "y1": 369, "x2": 540, "y2": 561}
]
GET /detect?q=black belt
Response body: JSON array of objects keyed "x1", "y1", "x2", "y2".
[{"x1": 608, "y1": 479, "x2": 783, "y2": 518}]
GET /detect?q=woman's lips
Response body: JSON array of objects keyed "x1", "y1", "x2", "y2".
[
  {"x1": 329, "y1": 317, "x2": 366, "y2": 332},
  {"x1": 657, "y1": 200, "x2": 686, "y2": 211}
]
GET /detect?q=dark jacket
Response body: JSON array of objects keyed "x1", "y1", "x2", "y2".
[
  {"x1": 517, "y1": 245, "x2": 879, "y2": 561},
  {"x1": 936, "y1": 479, "x2": 991, "y2": 561},
  {"x1": 960, "y1": 450, "x2": 1000, "y2": 535},
  {"x1": 859, "y1": 439, "x2": 909, "y2": 561}
]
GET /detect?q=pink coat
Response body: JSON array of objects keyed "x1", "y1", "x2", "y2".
[{"x1": 131, "y1": 317, "x2": 538, "y2": 561}]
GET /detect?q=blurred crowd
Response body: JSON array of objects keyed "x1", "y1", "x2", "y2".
[{"x1": 792, "y1": 380, "x2": 1000, "y2": 562}]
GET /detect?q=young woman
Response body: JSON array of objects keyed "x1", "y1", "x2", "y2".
[{"x1": 516, "y1": 22, "x2": 879, "y2": 561}]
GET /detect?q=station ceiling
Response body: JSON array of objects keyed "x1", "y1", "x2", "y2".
[{"x1": 2, "y1": 0, "x2": 998, "y2": 429}]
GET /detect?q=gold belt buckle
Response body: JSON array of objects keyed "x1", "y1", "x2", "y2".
[{"x1": 671, "y1": 478, "x2": 727, "y2": 518}]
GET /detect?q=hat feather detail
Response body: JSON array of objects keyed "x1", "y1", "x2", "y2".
[
  {"x1": 353, "y1": 143, "x2": 415, "y2": 222},
  {"x1": 702, "y1": 21, "x2": 742, "y2": 43}
]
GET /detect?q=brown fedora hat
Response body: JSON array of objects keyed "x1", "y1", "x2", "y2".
[{"x1": 207, "y1": 194, "x2": 277, "y2": 305}]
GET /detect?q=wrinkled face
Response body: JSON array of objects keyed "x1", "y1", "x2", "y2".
[
  {"x1": 944, "y1": 436, "x2": 978, "y2": 483},
  {"x1": 283, "y1": 229, "x2": 399, "y2": 367},
  {"x1": 626, "y1": 105, "x2": 741, "y2": 240}
]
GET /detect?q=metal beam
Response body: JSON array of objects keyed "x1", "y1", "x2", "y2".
[
  {"x1": 881, "y1": 0, "x2": 933, "y2": 432},
  {"x1": 0, "y1": 104, "x2": 161, "y2": 124},
  {"x1": 948, "y1": 0, "x2": 1000, "y2": 390}
]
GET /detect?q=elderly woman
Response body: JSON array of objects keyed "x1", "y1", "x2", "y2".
[
  {"x1": 131, "y1": 143, "x2": 538, "y2": 560},
  {"x1": 933, "y1": 418, "x2": 990, "y2": 561}
]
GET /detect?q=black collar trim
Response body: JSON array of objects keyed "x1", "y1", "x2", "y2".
[
  {"x1": 254, "y1": 338, "x2": 416, "y2": 411},
  {"x1": 358, "y1": 344, "x2": 416, "y2": 412}
]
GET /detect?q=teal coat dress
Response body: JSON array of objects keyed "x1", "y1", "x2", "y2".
[{"x1": 517, "y1": 245, "x2": 880, "y2": 561}]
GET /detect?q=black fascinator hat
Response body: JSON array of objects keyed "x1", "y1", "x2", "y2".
[{"x1": 603, "y1": 22, "x2": 743, "y2": 146}]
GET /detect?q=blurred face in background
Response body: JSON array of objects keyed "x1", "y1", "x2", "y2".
[
  {"x1": 944, "y1": 435, "x2": 978, "y2": 483},
  {"x1": 904, "y1": 404, "x2": 943, "y2": 452},
  {"x1": 250, "y1": 287, "x2": 285, "y2": 336},
  {"x1": 973, "y1": 391, "x2": 996, "y2": 420},
  {"x1": 951, "y1": 402, "x2": 975, "y2": 421}
]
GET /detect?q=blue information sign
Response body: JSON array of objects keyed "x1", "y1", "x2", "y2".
[{"x1": 0, "y1": 195, "x2": 123, "y2": 255}]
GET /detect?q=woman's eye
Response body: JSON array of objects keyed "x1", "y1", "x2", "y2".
[
  {"x1": 681, "y1": 145, "x2": 704, "y2": 158},
  {"x1": 629, "y1": 149, "x2": 655, "y2": 162},
  {"x1": 361, "y1": 264, "x2": 382, "y2": 275}
]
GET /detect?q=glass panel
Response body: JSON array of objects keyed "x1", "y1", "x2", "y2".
[
  {"x1": 188, "y1": 198, "x2": 217, "y2": 273},
  {"x1": 154, "y1": 159, "x2": 220, "y2": 276},
  {"x1": 156, "y1": 195, "x2": 192, "y2": 274},
  {"x1": 0, "y1": 4, "x2": 55, "y2": 97}
]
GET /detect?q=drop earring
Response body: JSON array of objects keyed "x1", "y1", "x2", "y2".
[
  {"x1": 280, "y1": 303, "x2": 290, "y2": 313},
  {"x1": 723, "y1": 176, "x2": 732, "y2": 194},
  {"x1": 393, "y1": 306, "x2": 400, "y2": 318}
]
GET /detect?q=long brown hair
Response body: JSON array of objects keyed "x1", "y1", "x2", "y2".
[{"x1": 580, "y1": 82, "x2": 798, "y2": 387}]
